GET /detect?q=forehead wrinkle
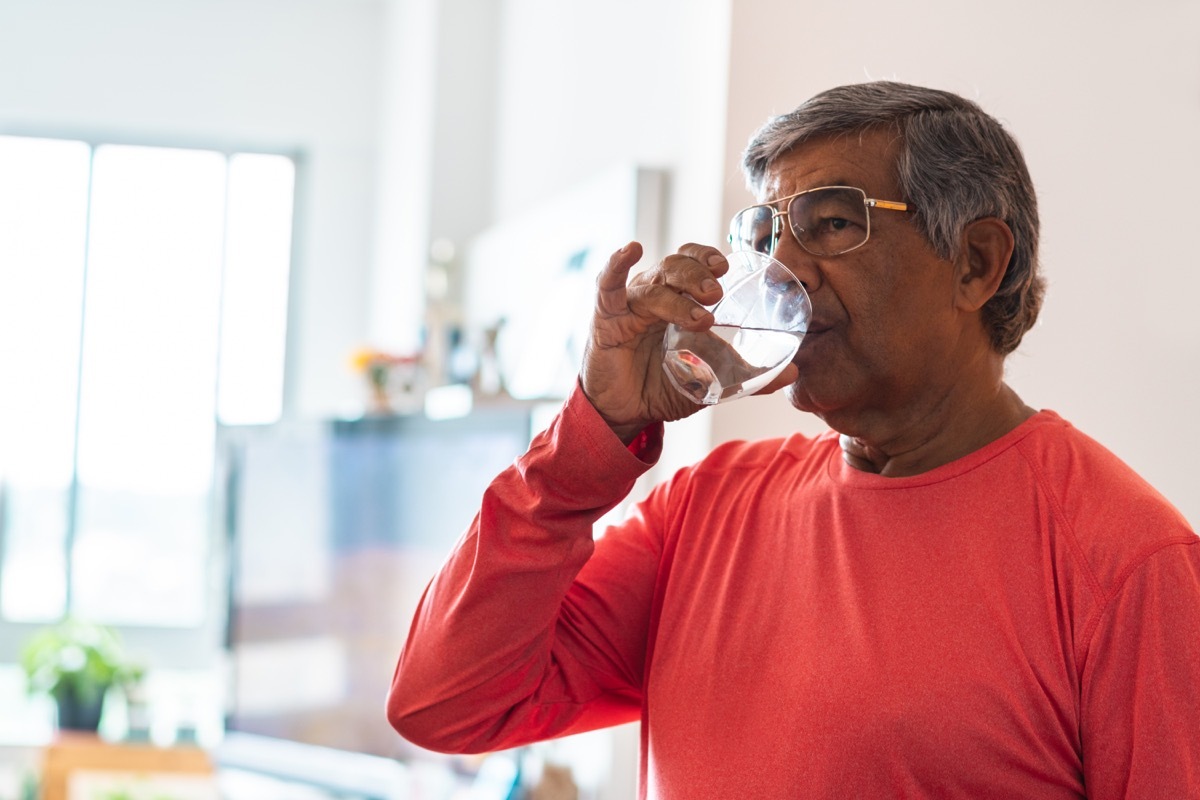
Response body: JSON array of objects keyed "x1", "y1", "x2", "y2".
[{"x1": 761, "y1": 133, "x2": 903, "y2": 204}]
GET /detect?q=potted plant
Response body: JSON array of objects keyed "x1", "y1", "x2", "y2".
[{"x1": 19, "y1": 617, "x2": 144, "y2": 732}]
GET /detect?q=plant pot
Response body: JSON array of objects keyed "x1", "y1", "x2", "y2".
[{"x1": 54, "y1": 684, "x2": 107, "y2": 732}]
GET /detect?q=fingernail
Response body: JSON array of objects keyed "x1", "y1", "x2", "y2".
[
  {"x1": 690, "y1": 306, "x2": 708, "y2": 320},
  {"x1": 706, "y1": 254, "x2": 725, "y2": 266},
  {"x1": 700, "y1": 279, "x2": 720, "y2": 294}
]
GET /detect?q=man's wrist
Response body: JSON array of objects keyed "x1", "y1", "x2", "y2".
[
  {"x1": 610, "y1": 421, "x2": 650, "y2": 447},
  {"x1": 561, "y1": 382, "x2": 663, "y2": 468},
  {"x1": 577, "y1": 379, "x2": 651, "y2": 446}
]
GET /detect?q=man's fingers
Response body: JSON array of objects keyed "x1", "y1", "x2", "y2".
[
  {"x1": 755, "y1": 363, "x2": 799, "y2": 396},
  {"x1": 595, "y1": 240, "x2": 728, "y2": 332},
  {"x1": 595, "y1": 241, "x2": 644, "y2": 315},
  {"x1": 637, "y1": 251, "x2": 724, "y2": 307},
  {"x1": 675, "y1": 242, "x2": 729, "y2": 280},
  {"x1": 627, "y1": 282, "x2": 713, "y2": 330}
]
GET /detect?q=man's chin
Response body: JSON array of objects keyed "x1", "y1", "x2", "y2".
[
  {"x1": 784, "y1": 378, "x2": 843, "y2": 423},
  {"x1": 784, "y1": 381, "x2": 818, "y2": 414}
]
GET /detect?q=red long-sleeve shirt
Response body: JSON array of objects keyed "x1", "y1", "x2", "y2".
[{"x1": 388, "y1": 386, "x2": 1200, "y2": 798}]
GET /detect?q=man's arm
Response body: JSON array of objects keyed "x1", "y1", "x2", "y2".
[
  {"x1": 387, "y1": 239, "x2": 758, "y2": 753},
  {"x1": 386, "y1": 384, "x2": 667, "y2": 753},
  {"x1": 1079, "y1": 538, "x2": 1200, "y2": 797}
]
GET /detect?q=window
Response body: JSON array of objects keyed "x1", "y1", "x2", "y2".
[{"x1": 0, "y1": 135, "x2": 296, "y2": 627}]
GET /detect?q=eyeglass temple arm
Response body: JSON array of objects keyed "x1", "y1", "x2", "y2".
[{"x1": 866, "y1": 199, "x2": 911, "y2": 212}]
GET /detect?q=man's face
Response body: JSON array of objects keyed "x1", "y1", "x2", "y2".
[{"x1": 760, "y1": 131, "x2": 967, "y2": 433}]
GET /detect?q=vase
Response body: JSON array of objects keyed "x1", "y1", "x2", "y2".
[
  {"x1": 54, "y1": 684, "x2": 107, "y2": 731},
  {"x1": 368, "y1": 382, "x2": 392, "y2": 415}
]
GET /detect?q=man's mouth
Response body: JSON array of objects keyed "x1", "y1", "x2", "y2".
[{"x1": 794, "y1": 324, "x2": 830, "y2": 359}]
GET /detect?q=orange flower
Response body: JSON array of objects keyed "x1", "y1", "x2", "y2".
[
  {"x1": 348, "y1": 347, "x2": 382, "y2": 374},
  {"x1": 348, "y1": 347, "x2": 421, "y2": 374}
]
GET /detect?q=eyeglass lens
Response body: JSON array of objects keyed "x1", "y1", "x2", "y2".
[{"x1": 730, "y1": 187, "x2": 870, "y2": 257}]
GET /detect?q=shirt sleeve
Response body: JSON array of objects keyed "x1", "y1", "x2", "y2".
[
  {"x1": 386, "y1": 383, "x2": 668, "y2": 753},
  {"x1": 1079, "y1": 537, "x2": 1200, "y2": 797}
]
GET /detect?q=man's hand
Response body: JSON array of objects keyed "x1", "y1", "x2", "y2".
[{"x1": 580, "y1": 241, "x2": 729, "y2": 443}]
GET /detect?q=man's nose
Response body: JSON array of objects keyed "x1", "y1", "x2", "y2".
[{"x1": 772, "y1": 227, "x2": 823, "y2": 294}]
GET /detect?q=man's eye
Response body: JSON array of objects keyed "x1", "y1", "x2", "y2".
[{"x1": 817, "y1": 217, "x2": 851, "y2": 233}]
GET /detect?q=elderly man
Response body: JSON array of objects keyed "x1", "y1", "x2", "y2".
[{"x1": 388, "y1": 82, "x2": 1200, "y2": 798}]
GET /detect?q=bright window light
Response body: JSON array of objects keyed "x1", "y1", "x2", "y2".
[
  {"x1": 0, "y1": 135, "x2": 297, "y2": 629},
  {"x1": 0, "y1": 136, "x2": 91, "y2": 621},
  {"x1": 218, "y1": 153, "x2": 296, "y2": 426},
  {"x1": 72, "y1": 144, "x2": 227, "y2": 625}
]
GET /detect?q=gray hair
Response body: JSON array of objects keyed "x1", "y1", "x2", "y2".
[{"x1": 742, "y1": 81, "x2": 1044, "y2": 355}]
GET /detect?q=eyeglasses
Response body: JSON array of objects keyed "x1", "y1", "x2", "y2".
[{"x1": 729, "y1": 186, "x2": 913, "y2": 258}]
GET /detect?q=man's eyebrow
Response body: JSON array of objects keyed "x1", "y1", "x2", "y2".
[{"x1": 763, "y1": 181, "x2": 860, "y2": 204}]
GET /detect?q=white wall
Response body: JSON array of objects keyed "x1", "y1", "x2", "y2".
[
  {"x1": 0, "y1": 0, "x2": 385, "y2": 419},
  {"x1": 493, "y1": 0, "x2": 732, "y2": 249},
  {"x1": 489, "y1": 0, "x2": 734, "y2": 470},
  {"x1": 370, "y1": 0, "x2": 505, "y2": 358},
  {"x1": 713, "y1": 0, "x2": 1200, "y2": 527},
  {"x1": 370, "y1": 0, "x2": 438, "y2": 357}
]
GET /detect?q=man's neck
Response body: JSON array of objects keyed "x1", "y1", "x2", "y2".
[{"x1": 836, "y1": 362, "x2": 1036, "y2": 478}]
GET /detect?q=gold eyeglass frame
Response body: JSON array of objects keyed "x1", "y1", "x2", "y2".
[{"x1": 729, "y1": 185, "x2": 913, "y2": 257}]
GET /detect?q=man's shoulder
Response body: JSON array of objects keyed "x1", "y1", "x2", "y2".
[
  {"x1": 1016, "y1": 410, "x2": 1195, "y2": 580},
  {"x1": 1017, "y1": 411, "x2": 1182, "y2": 518},
  {"x1": 645, "y1": 429, "x2": 837, "y2": 516},
  {"x1": 696, "y1": 428, "x2": 839, "y2": 474}
]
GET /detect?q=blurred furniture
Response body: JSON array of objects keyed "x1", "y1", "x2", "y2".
[
  {"x1": 220, "y1": 405, "x2": 535, "y2": 758},
  {"x1": 214, "y1": 732, "x2": 413, "y2": 800},
  {"x1": 40, "y1": 733, "x2": 214, "y2": 800}
]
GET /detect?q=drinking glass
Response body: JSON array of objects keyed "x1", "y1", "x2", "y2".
[{"x1": 661, "y1": 251, "x2": 810, "y2": 405}]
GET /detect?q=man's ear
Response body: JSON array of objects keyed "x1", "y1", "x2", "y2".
[{"x1": 954, "y1": 217, "x2": 1014, "y2": 312}]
